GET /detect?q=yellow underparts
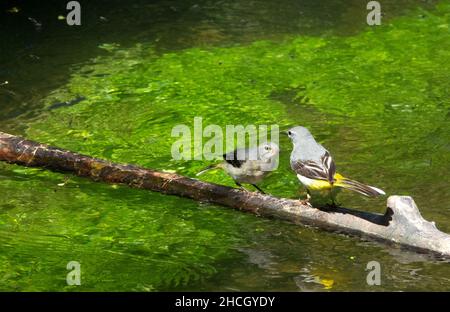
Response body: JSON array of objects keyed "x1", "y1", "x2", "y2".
[{"x1": 302, "y1": 173, "x2": 345, "y2": 191}]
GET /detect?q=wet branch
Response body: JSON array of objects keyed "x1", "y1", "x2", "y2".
[{"x1": 1, "y1": 131, "x2": 450, "y2": 257}]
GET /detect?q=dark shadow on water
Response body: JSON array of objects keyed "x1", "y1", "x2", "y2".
[{"x1": 0, "y1": 0, "x2": 440, "y2": 130}]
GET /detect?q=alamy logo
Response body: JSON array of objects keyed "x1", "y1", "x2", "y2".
[
  {"x1": 66, "y1": 261, "x2": 81, "y2": 285},
  {"x1": 66, "y1": 1, "x2": 81, "y2": 26},
  {"x1": 367, "y1": 1, "x2": 382, "y2": 26},
  {"x1": 366, "y1": 261, "x2": 381, "y2": 285},
  {"x1": 171, "y1": 117, "x2": 279, "y2": 170}
]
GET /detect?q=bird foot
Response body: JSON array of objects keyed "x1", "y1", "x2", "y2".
[
  {"x1": 298, "y1": 191, "x2": 313, "y2": 207},
  {"x1": 299, "y1": 198, "x2": 313, "y2": 207}
]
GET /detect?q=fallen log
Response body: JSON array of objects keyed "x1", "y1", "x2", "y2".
[{"x1": 1, "y1": 131, "x2": 450, "y2": 257}]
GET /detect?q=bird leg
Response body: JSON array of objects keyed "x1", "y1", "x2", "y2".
[
  {"x1": 299, "y1": 189, "x2": 312, "y2": 207},
  {"x1": 235, "y1": 181, "x2": 249, "y2": 192},
  {"x1": 251, "y1": 184, "x2": 266, "y2": 194}
]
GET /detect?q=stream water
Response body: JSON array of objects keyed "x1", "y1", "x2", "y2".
[{"x1": 0, "y1": 0, "x2": 449, "y2": 291}]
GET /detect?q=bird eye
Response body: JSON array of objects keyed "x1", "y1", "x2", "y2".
[
  {"x1": 264, "y1": 145, "x2": 270, "y2": 151},
  {"x1": 287, "y1": 131, "x2": 292, "y2": 136}
]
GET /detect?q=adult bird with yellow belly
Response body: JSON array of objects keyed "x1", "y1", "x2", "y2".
[{"x1": 286, "y1": 126, "x2": 385, "y2": 206}]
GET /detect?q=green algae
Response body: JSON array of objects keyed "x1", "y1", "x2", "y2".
[{"x1": 0, "y1": 1, "x2": 449, "y2": 291}]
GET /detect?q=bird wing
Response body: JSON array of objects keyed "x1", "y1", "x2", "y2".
[
  {"x1": 292, "y1": 151, "x2": 336, "y2": 183},
  {"x1": 223, "y1": 149, "x2": 245, "y2": 168}
]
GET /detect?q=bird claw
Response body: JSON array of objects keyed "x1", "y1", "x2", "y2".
[{"x1": 299, "y1": 199, "x2": 312, "y2": 207}]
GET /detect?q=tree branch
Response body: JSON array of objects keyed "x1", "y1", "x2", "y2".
[{"x1": 1, "y1": 131, "x2": 449, "y2": 257}]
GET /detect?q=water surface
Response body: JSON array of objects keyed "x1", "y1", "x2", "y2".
[{"x1": 0, "y1": 0, "x2": 449, "y2": 291}]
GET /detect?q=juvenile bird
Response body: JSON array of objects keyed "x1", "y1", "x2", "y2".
[
  {"x1": 196, "y1": 142, "x2": 279, "y2": 193},
  {"x1": 286, "y1": 126, "x2": 385, "y2": 205}
]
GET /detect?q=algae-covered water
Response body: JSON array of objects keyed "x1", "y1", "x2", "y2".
[{"x1": 0, "y1": 0, "x2": 449, "y2": 291}]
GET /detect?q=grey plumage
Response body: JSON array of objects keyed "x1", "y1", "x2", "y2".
[
  {"x1": 197, "y1": 142, "x2": 279, "y2": 193},
  {"x1": 289, "y1": 127, "x2": 327, "y2": 163},
  {"x1": 287, "y1": 126, "x2": 385, "y2": 202}
]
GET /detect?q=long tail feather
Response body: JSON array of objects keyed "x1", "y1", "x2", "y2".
[
  {"x1": 334, "y1": 176, "x2": 385, "y2": 197},
  {"x1": 196, "y1": 164, "x2": 220, "y2": 176}
]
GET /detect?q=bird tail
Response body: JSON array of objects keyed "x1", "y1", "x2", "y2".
[
  {"x1": 196, "y1": 164, "x2": 221, "y2": 176},
  {"x1": 333, "y1": 174, "x2": 385, "y2": 197}
]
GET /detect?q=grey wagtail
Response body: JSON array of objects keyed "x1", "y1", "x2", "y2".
[
  {"x1": 286, "y1": 126, "x2": 385, "y2": 205},
  {"x1": 197, "y1": 142, "x2": 279, "y2": 193}
]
